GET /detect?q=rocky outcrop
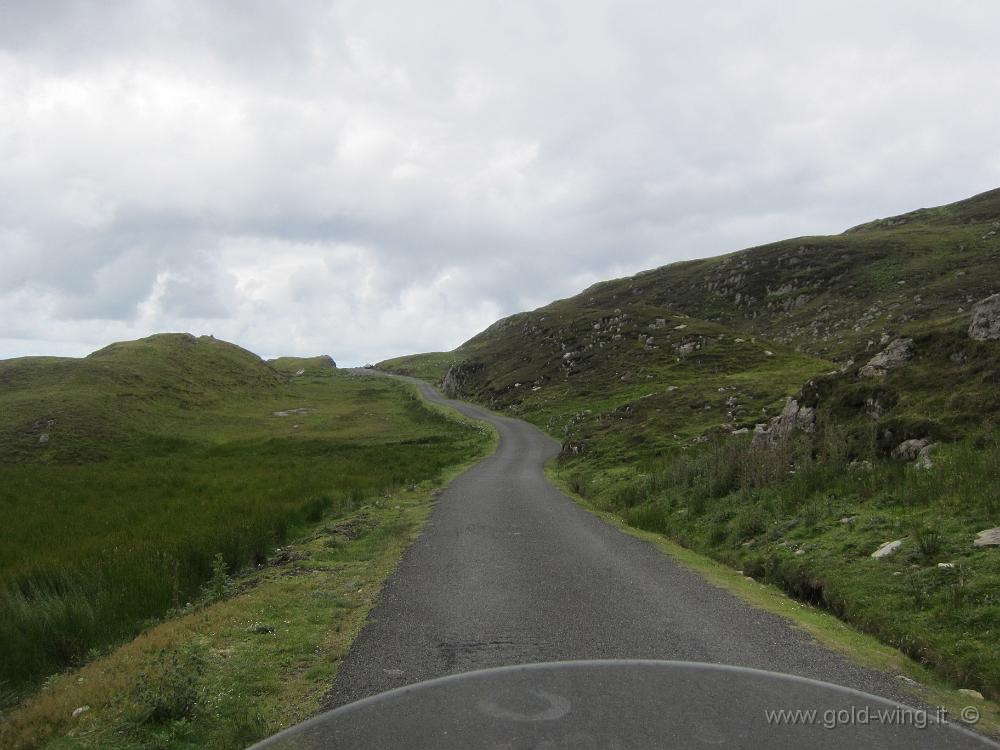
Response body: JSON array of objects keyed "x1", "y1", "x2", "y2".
[
  {"x1": 892, "y1": 438, "x2": 930, "y2": 462},
  {"x1": 751, "y1": 397, "x2": 815, "y2": 447},
  {"x1": 442, "y1": 362, "x2": 483, "y2": 399},
  {"x1": 914, "y1": 443, "x2": 936, "y2": 469},
  {"x1": 974, "y1": 528, "x2": 1000, "y2": 547},
  {"x1": 859, "y1": 338, "x2": 913, "y2": 378},
  {"x1": 890, "y1": 438, "x2": 936, "y2": 468},
  {"x1": 871, "y1": 539, "x2": 904, "y2": 559},
  {"x1": 968, "y1": 294, "x2": 1000, "y2": 341}
]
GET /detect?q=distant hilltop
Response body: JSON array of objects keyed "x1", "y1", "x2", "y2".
[{"x1": 0, "y1": 332, "x2": 337, "y2": 463}]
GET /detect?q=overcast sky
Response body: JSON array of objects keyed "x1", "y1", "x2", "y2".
[{"x1": 2, "y1": 1, "x2": 999, "y2": 365}]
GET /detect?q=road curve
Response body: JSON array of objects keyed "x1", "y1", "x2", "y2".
[{"x1": 324, "y1": 373, "x2": 920, "y2": 710}]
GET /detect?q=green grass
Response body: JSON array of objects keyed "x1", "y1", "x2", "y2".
[
  {"x1": 375, "y1": 351, "x2": 459, "y2": 384},
  {"x1": 0, "y1": 463, "x2": 495, "y2": 750},
  {"x1": 0, "y1": 337, "x2": 492, "y2": 695},
  {"x1": 266, "y1": 355, "x2": 338, "y2": 376}
]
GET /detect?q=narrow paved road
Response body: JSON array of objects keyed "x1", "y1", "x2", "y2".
[{"x1": 325, "y1": 374, "x2": 919, "y2": 710}]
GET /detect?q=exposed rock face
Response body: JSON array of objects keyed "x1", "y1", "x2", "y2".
[
  {"x1": 442, "y1": 362, "x2": 483, "y2": 399},
  {"x1": 750, "y1": 397, "x2": 815, "y2": 447},
  {"x1": 871, "y1": 539, "x2": 904, "y2": 559},
  {"x1": 974, "y1": 528, "x2": 1000, "y2": 547},
  {"x1": 914, "y1": 443, "x2": 936, "y2": 469},
  {"x1": 968, "y1": 294, "x2": 1000, "y2": 341},
  {"x1": 859, "y1": 338, "x2": 914, "y2": 378},
  {"x1": 787, "y1": 399, "x2": 816, "y2": 434},
  {"x1": 892, "y1": 438, "x2": 930, "y2": 462},
  {"x1": 750, "y1": 424, "x2": 769, "y2": 447},
  {"x1": 273, "y1": 407, "x2": 310, "y2": 417},
  {"x1": 319, "y1": 355, "x2": 337, "y2": 368},
  {"x1": 442, "y1": 366, "x2": 461, "y2": 398}
]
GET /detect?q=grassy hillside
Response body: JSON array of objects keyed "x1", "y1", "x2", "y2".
[
  {"x1": 0, "y1": 335, "x2": 490, "y2": 695},
  {"x1": 0, "y1": 334, "x2": 287, "y2": 463},
  {"x1": 555, "y1": 188, "x2": 1000, "y2": 360},
  {"x1": 378, "y1": 188, "x2": 1000, "y2": 698},
  {"x1": 267, "y1": 354, "x2": 338, "y2": 376}
]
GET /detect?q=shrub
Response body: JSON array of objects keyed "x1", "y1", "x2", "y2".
[
  {"x1": 613, "y1": 480, "x2": 647, "y2": 509},
  {"x1": 567, "y1": 475, "x2": 589, "y2": 497},
  {"x1": 912, "y1": 522, "x2": 943, "y2": 558},
  {"x1": 732, "y1": 504, "x2": 768, "y2": 542},
  {"x1": 625, "y1": 503, "x2": 670, "y2": 534},
  {"x1": 206, "y1": 553, "x2": 230, "y2": 603},
  {"x1": 127, "y1": 643, "x2": 206, "y2": 727}
]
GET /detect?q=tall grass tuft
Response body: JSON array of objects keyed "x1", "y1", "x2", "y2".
[
  {"x1": 0, "y1": 435, "x2": 486, "y2": 692},
  {"x1": 912, "y1": 522, "x2": 943, "y2": 559}
]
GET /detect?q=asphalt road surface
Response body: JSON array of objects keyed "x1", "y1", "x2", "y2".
[
  {"x1": 271, "y1": 663, "x2": 994, "y2": 749},
  {"x1": 324, "y1": 374, "x2": 929, "y2": 712}
]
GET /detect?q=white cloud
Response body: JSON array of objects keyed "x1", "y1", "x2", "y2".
[{"x1": 1, "y1": 1, "x2": 999, "y2": 364}]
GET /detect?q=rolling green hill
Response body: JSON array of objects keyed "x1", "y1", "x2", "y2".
[
  {"x1": 380, "y1": 187, "x2": 1000, "y2": 697},
  {"x1": 0, "y1": 333, "x2": 287, "y2": 463},
  {"x1": 267, "y1": 354, "x2": 338, "y2": 376},
  {"x1": 0, "y1": 334, "x2": 490, "y2": 694}
]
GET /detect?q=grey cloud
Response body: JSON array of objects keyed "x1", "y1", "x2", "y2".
[
  {"x1": 157, "y1": 268, "x2": 237, "y2": 320},
  {"x1": 1, "y1": 1, "x2": 999, "y2": 364},
  {"x1": 54, "y1": 247, "x2": 160, "y2": 320}
]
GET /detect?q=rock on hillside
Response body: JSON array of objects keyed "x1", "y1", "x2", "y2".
[
  {"x1": 442, "y1": 362, "x2": 483, "y2": 399},
  {"x1": 969, "y1": 294, "x2": 1000, "y2": 341},
  {"x1": 859, "y1": 338, "x2": 914, "y2": 379},
  {"x1": 751, "y1": 397, "x2": 816, "y2": 447}
]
